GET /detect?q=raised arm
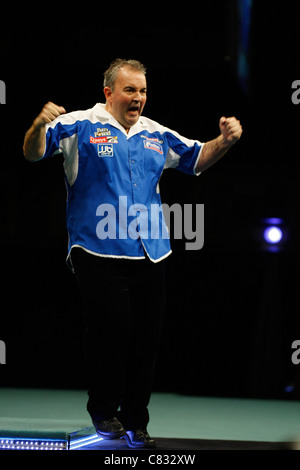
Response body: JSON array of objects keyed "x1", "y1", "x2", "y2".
[
  {"x1": 23, "y1": 102, "x2": 66, "y2": 161},
  {"x1": 196, "y1": 116, "x2": 243, "y2": 173}
]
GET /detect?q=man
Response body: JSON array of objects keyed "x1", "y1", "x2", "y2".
[{"x1": 23, "y1": 58, "x2": 242, "y2": 448}]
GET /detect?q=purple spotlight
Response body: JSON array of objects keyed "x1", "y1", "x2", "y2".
[{"x1": 264, "y1": 226, "x2": 283, "y2": 244}]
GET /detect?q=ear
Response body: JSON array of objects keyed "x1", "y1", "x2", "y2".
[{"x1": 103, "y1": 86, "x2": 113, "y2": 103}]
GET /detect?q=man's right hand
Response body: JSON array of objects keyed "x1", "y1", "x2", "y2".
[
  {"x1": 23, "y1": 102, "x2": 66, "y2": 161},
  {"x1": 33, "y1": 101, "x2": 66, "y2": 128}
]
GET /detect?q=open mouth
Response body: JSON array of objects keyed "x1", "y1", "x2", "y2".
[{"x1": 127, "y1": 105, "x2": 140, "y2": 115}]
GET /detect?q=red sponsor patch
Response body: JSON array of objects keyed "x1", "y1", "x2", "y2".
[{"x1": 90, "y1": 136, "x2": 108, "y2": 144}]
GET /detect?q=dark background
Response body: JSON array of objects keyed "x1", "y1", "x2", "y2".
[{"x1": 1, "y1": 1, "x2": 300, "y2": 400}]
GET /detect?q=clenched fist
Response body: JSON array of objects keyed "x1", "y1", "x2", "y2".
[
  {"x1": 23, "y1": 102, "x2": 66, "y2": 161},
  {"x1": 34, "y1": 101, "x2": 66, "y2": 128},
  {"x1": 219, "y1": 116, "x2": 243, "y2": 145}
]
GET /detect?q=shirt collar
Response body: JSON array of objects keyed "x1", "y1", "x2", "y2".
[{"x1": 94, "y1": 103, "x2": 147, "y2": 138}]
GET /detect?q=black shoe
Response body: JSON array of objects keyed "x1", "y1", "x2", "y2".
[
  {"x1": 93, "y1": 417, "x2": 126, "y2": 440},
  {"x1": 122, "y1": 429, "x2": 156, "y2": 448}
]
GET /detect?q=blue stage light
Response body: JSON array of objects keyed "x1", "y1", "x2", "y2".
[
  {"x1": 264, "y1": 226, "x2": 283, "y2": 244},
  {"x1": 261, "y1": 217, "x2": 286, "y2": 252}
]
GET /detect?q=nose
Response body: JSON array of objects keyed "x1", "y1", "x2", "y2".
[
  {"x1": 133, "y1": 91, "x2": 143, "y2": 103},
  {"x1": 133, "y1": 91, "x2": 143, "y2": 102}
]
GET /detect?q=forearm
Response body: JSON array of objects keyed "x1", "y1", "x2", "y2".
[
  {"x1": 196, "y1": 135, "x2": 232, "y2": 172},
  {"x1": 23, "y1": 121, "x2": 46, "y2": 162}
]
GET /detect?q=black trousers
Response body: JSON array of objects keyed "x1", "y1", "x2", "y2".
[{"x1": 71, "y1": 247, "x2": 166, "y2": 430}]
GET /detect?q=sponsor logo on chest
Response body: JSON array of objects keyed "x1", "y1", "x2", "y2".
[
  {"x1": 90, "y1": 130, "x2": 118, "y2": 157},
  {"x1": 90, "y1": 136, "x2": 118, "y2": 144},
  {"x1": 140, "y1": 135, "x2": 163, "y2": 154},
  {"x1": 97, "y1": 144, "x2": 114, "y2": 157}
]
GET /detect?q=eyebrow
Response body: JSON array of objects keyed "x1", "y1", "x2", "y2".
[{"x1": 124, "y1": 85, "x2": 147, "y2": 91}]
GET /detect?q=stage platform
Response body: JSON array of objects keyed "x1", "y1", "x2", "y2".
[{"x1": 0, "y1": 388, "x2": 300, "y2": 451}]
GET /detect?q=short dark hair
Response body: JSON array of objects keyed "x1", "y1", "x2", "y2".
[{"x1": 103, "y1": 59, "x2": 147, "y2": 89}]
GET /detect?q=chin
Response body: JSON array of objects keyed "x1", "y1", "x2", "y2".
[{"x1": 127, "y1": 118, "x2": 139, "y2": 127}]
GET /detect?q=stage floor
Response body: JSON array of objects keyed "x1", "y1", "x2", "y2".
[{"x1": 0, "y1": 388, "x2": 300, "y2": 450}]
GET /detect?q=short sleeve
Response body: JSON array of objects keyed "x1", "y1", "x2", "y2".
[
  {"x1": 163, "y1": 129, "x2": 203, "y2": 176},
  {"x1": 42, "y1": 118, "x2": 77, "y2": 160}
]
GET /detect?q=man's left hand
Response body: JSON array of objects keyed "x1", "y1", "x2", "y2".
[{"x1": 219, "y1": 116, "x2": 243, "y2": 146}]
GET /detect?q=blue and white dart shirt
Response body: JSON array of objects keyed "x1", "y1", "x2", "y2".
[{"x1": 41, "y1": 103, "x2": 203, "y2": 264}]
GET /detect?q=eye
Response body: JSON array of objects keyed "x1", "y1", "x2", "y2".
[{"x1": 124, "y1": 87, "x2": 147, "y2": 95}]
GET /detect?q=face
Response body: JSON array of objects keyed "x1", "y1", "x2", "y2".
[{"x1": 104, "y1": 67, "x2": 147, "y2": 131}]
